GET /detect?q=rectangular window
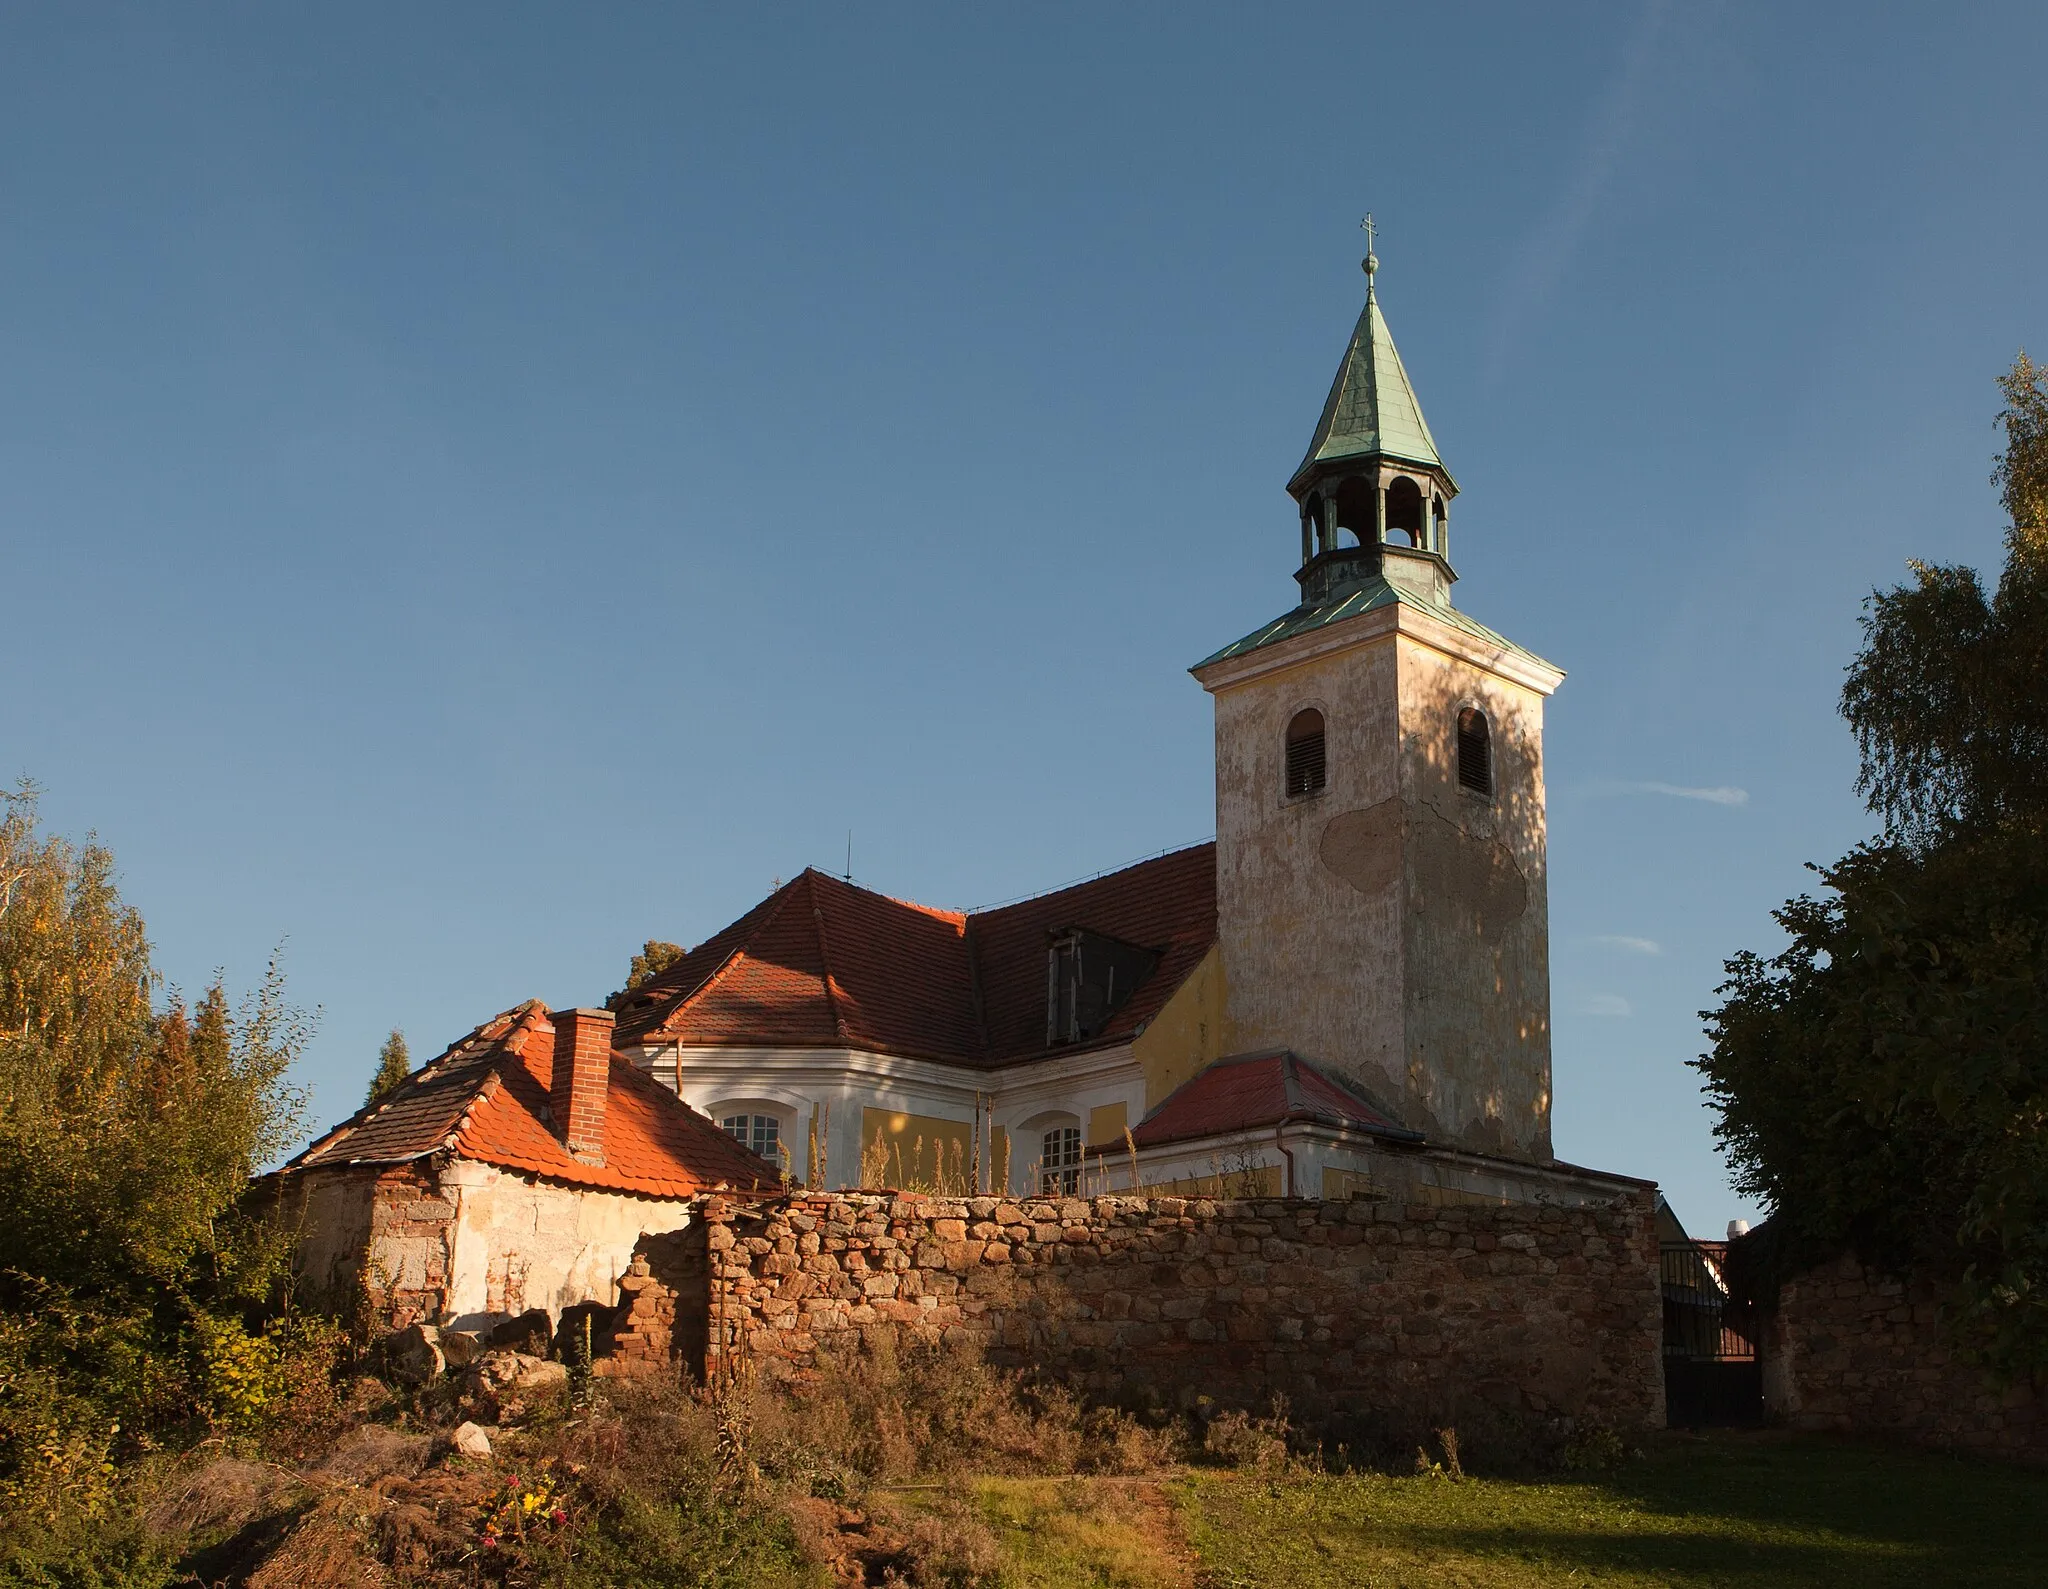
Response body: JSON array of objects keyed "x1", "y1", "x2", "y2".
[
  {"x1": 722, "y1": 1113, "x2": 780, "y2": 1162},
  {"x1": 1040, "y1": 1126, "x2": 1082, "y2": 1195}
]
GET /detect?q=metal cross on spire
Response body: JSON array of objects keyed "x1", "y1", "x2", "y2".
[{"x1": 1360, "y1": 213, "x2": 1380, "y2": 281}]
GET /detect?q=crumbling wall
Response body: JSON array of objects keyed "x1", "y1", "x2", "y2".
[
  {"x1": 434, "y1": 1158, "x2": 696, "y2": 1331},
  {"x1": 282, "y1": 1157, "x2": 699, "y2": 1335},
  {"x1": 667, "y1": 1190, "x2": 1662, "y2": 1430},
  {"x1": 1764, "y1": 1252, "x2": 2047, "y2": 1464},
  {"x1": 275, "y1": 1164, "x2": 451, "y2": 1328}
]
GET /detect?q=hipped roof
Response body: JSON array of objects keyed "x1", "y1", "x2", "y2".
[
  {"x1": 612, "y1": 843, "x2": 1218, "y2": 1068},
  {"x1": 285, "y1": 1001, "x2": 780, "y2": 1198},
  {"x1": 1131, "y1": 1050, "x2": 1421, "y2": 1150}
]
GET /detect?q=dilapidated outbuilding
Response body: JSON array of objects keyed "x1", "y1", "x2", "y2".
[{"x1": 278, "y1": 1000, "x2": 777, "y2": 1331}]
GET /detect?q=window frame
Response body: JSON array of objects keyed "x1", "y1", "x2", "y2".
[
  {"x1": 1284, "y1": 706, "x2": 1328, "y2": 800},
  {"x1": 720, "y1": 1112, "x2": 783, "y2": 1164},
  {"x1": 1456, "y1": 706, "x2": 1494, "y2": 799},
  {"x1": 1039, "y1": 1125, "x2": 1082, "y2": 1196}
]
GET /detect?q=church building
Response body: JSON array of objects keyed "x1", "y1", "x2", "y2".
[{"x1": 609, "y1": 248, "x2": 1634, "y2": 1211}]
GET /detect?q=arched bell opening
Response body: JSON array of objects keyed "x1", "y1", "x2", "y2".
[
  {"x1": 1333, "y1": 477, "x2": 1378, "y2": 548},
  {"x1": 1384, "y1": 477, "x2": 1425, "y2": 547}
]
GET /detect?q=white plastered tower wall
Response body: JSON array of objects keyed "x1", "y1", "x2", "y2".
[
  {"x1": 1393, "y1": 614, "x2": 1558, "y2": 1157},
  {"x1": 1197, "y1": 596, "x2": 1561, "y2": 1161}
]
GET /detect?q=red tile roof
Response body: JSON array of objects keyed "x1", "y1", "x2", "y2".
[
  {"x1": 287, "y1": 1001, "x2": 780, "y2": 1198},
  {"x1": 1130, "y1": 1050, "x2": 1421, "y2": 1150},
  {"x1": 611, "y1": 843, "x2": 1217, "y2": 1067}
]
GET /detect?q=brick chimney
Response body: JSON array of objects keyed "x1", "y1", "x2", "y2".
[{"x1": 550, "y1": 1007, "x2": 614, "y2": 1166}]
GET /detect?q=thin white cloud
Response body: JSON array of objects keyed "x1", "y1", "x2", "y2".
[
  {"x1": 1483, "y1": 0, "x2": 1670, "y2": 386},
  {"x1": 1593, "y1": 934, "x2": 1663, "y2": 956},
  {"x1": 1582, "y1": 779, "x2": 1750, "y2": 806},
  {"x1": 1585, "y1": 994, "x2": 1634, "y2": 1018}
]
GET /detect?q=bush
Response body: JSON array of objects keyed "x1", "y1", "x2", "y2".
[{"x1": 747, "y1": 1337, "x2": 1175, "y2": 1488}]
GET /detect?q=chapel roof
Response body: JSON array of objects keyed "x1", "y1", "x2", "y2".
[
  {"x1": 284, "y1": 1000, "x2": 779, "y2": 1198},
  {"x1": 1130, "y1": 1049, "x2": 1422, "y2": 1150},
  {"x1": 611, "y1": 843, "x2": 1217, "y2": 1068}
]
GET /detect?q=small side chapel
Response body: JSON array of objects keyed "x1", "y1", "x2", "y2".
[{"x1": 607, "y1": 247, "x2": 1636, "y2": 1210}]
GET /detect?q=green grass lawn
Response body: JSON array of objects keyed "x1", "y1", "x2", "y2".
[{"x1": 1171, "y1": 1432, "x2": 2048, "y2": 1588}]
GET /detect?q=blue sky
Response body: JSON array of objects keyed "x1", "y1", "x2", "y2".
[{"x1": 4, "y1": 4, "x2": 2042, "y2": 1234}]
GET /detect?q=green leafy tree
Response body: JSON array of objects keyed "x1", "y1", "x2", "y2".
[
  {"x1": 621, "y1": 939, "x2": 686, "y2": 996},
  {"x1": 1698, "y1": 355, "x2": 2048, "y2": 1373},
  {"x1": 0, "y1": 782, "x2": 308, "y2": 1524},
  {"x1": 365, "y1": 1028, "x2": 410, "y2": 1109},
  {"x1": 1841, "y1": 353, "x2": 2048, "y2": 843}
]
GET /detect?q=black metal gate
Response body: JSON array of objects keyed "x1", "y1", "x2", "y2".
[{"x1": 1661, "y1": 1239, "x2": 1763, "y2": 1427}]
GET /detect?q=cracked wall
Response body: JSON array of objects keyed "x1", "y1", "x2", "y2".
[{"x1": 1209, "y1": 623, "x2": 1553, "y2": 1158}]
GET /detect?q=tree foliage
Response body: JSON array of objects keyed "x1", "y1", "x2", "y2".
[
  {"x1": 1841, "y1": 353, "x2": 2048, "y2": 845},
  {"x1": 0, "y1": 782, "x2": 309, "y2": 1523},
  {"x1": 1698, "y1": 355, "x2": 2048, "y2": 1374},
  {"x1": 365, "y1": 1027, "x2": 410, "y2": 1109},
  {"x1": 621, "y1": 939, "x2": 686, "y2": 996}
]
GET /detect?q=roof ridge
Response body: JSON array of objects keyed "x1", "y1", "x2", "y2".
[
  {"x1": 803, "y1": 866, "x2": 969, "y2": 926},
  {"x1": 285, "y1": 998, "x2": 545, "y2": 1168},
  {"x1": 961, "y1": 839, "x2": 1216, "y2": 917},
  {"x1": 962, "y1": 915, "x2": 991, "y2": 1058},
  {"x1": 807, "y1": 875, "x2": 850, "y2": 1043},
  {"x1": 1279, "y1": 1053, "x2": 1309, "y2": 1118},
  {"x1": 650, "y1": 879, "x2": 808, "y2": 1036}
]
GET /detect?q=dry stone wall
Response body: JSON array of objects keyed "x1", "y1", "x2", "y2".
[
  {"x1": 1765, "y1": 1253, "x2": 2047, "y2": 1464},
  {"x1": 688, "y1": 1190, "x2": 1663, "y2": 1430}
]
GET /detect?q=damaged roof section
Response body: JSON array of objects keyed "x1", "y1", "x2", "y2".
[
  {"x1": 611, "y1": 843, "x2": 1217, "y2": 1068},
  {"x1": 285, "y1": 1000, "x2": 779, "y2": 1198}
]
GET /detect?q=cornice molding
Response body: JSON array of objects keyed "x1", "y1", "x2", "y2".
[{"x1": 1195, "y1": 599, "x2": 1563, "y2": 697}]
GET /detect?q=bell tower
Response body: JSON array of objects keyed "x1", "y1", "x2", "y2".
[{"x1": 1191, "y1": 241, "x2": 1565, "y2": 1162}]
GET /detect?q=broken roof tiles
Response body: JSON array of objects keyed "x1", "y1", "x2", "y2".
[{"x1": 287, "y1": 1000, "x2": 779, "y2": 1199}]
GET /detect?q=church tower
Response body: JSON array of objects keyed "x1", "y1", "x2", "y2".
[{"x1": 1191, "y1": 243, "x2": 1564, "y2": 1162}]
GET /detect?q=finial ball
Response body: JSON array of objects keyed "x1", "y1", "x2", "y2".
[{"x1": 1362, "y1": 252, "x2": 1379, "y2": 277}]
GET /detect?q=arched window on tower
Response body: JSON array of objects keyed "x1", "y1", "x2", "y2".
[
  {"x1": 1286, "y1": 708, "x2": 1327, "y2": 798},
  {"x1": 1384, "y1": 478, "x2": 1424, "y2": 546},
  {"x1": 1457, "y1": 707, "x2": 1493, "y2": 796}
]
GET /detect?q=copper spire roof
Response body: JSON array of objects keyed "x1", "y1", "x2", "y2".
[{"x1": 1291, "y1": 262, "x2": 1449, "y2": 490}]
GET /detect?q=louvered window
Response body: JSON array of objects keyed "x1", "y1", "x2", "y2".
[
  {"x1": 1285, "y1": 708, "x2": 1327, "y2": 797},
  {"x1": 1457, "y1": 707, "x2": 1493, "y2": 796}
]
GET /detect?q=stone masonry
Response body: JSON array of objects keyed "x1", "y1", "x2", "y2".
[
  {"x1": 1764, "y1": 1252, "x2": 2047, "y2": 1464},
  {"x1": 664, "y1": 1190, "x2": 1664, "y2": 1430}
]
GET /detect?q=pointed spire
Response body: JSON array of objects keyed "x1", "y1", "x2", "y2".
[{"x1": 1291, "y1": 249, "x2": 1447, "y2": 489}]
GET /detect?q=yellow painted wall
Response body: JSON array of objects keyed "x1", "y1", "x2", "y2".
[
  {"x1": 1131, "y1": 943, "x2": 1230, "y2": 1109},
  {"x1": 1087, "y1": 1100, "x2": 1129, "y2": 1149},
  {"x1": 859, "y1": 1107, "x2": 990, "y2": 1193},
  {"x1": 1134, "y1": 1164, "x2": 1280, "y2": 1198},
  {"x1": 1321, "y1": 1168, "x2": 1384, "y2": 1200}
]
